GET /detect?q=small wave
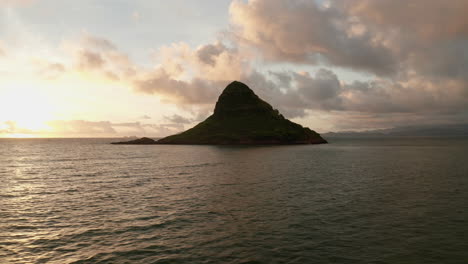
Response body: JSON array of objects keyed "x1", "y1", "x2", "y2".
[
  {"x1": 0, "y1": 194, "x2": 18, "y2": 198},
  {"x1": 163, "y1": 162, "x2": 222, "y2": 169}
]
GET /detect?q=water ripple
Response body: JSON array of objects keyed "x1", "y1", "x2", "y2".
[{"x1": 0, "y1": 138, "x2": 467, "y2": 263}]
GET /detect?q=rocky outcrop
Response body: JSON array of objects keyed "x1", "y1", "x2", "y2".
[
  {"x1": 159, "y1": 81, "x2": 327, "y2": 145},
  {"x1": 113, "y1": 81, "x2": 327, "y2": 145},
  {"x1": 111, "y1": 137, "x2": 157, "y2": 145}
]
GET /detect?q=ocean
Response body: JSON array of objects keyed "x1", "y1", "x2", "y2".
[{"x1": 1, "y1": 137, "x2": 467, "y2": 263}]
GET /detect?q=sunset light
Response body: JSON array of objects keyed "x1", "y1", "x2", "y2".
[
  {"x1": 1, "y1": 1, "x2": 467, "y2": 264},
  {"x1": 0, "y1": 81, "x2": 55, "y2": 133}
]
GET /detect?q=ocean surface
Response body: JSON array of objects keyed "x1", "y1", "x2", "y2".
[{"x1": 1, "y1": 137, "x2": 467, "y2": 264}]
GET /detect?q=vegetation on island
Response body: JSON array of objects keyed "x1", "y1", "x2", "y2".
[{"x1": 113, "y1": 81, "x2": 327, "y2": 145}]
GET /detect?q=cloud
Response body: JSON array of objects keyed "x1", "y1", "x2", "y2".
[
  {"x1": 47, "y1": 120, "x2": 184, "y2": 137},
  {"x1": 217, "y1": 0, "x2": 468, "y2": 130},
  {"x1": 78, "y1": 33, "x2": 466, "y2": 130},
  {"x1": 8, "y1": 0, "x2": 466, "y2": 134},
  {"x1": 80, "y1": 34, "x2": 117, "y2": 51},
  {"x1": 133, "y1": 69, "x2": 227, "y2": 105},
  {"x1": 197, "y1": 42, "x2": 227, "y2": 66},
  {"x1": 125, "y1": 41, "x2": 248, "y2": 105},
  {"x1": 0, "y1": 120, "x2": 17, "y2": 134},
  {"x1": 77, "y1": 50, "x2": 105, "y2": 70},
  {"x1": 319, "y1": 72, "x2": 461, "y2": 113},
  {"x1": 229, "y1": 0, "x2": 468, "y2": 85},
  {"x1": 156, "y1": 41, "x2": 246, "y2": 81},
  {"x1": 338, "y1": 0, "x2": 468, "y2": 82},
  {"x1": 229, "y1": 0, "x2": 397, "y2": 75},
  {"x1": 341, "y1": 0, "x2": 468, "y2": 41},
  {"x1": 47, "y1": 120, "x2": 116, "y2": 135},
  {"x1": 129, "y1": 41, "x2": 248, "y2": 106},
  {"x1": 38, "y1": 62, "x2": 66, "y2": 79},
  {"x1": 295, "y1": 69, "x2": 343, "y2": 110},
  {"x1": 0, "y1": 119, "x2": 185, "y2": 137},
  {"x1": 164, "y1": 114, "x2": 192, "y2": 124},
  {"x1": 64, "y1": 34, "x2": 136, "y2": 79}
]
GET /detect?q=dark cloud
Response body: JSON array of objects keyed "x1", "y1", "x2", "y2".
[
  {"x1": 237, "y1": 68, "x2": 468, "y2": 122},
  {"x1": 129, "y1": 63, "x2": 467, "y2": 124},
  {"x1": 164, "y1": 114, "x2": 193, "y2": 124},
  {"x1": 295, "y1": 69, "x2": 343, "y2": 110},
  {"x1": 269, "y1": 71, "x2": 292, "y2": 88},
  {"x1": 196, "y1": 43, "x2": 226, "y2": 66}
]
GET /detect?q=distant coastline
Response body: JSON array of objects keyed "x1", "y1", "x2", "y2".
[{"x1": 324, "y1": 123, "x2": 468, "y2": 138}]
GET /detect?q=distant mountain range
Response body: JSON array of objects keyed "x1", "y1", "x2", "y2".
[{"x1": 324, "y1": 123, "x2": 468, "y2": 138}]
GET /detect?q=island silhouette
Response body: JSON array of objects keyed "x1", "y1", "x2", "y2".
[{"x1": 113, "y1": 81, "x2": 327, "y2": 145}]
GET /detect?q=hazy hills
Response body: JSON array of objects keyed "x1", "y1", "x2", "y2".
[{"x1": 324, "y1": 123, "x2": 468, "y2": 138}]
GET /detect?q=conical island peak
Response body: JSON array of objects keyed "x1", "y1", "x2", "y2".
[
  {"x1": 113, "y1": 81, "x2": 327, "y2": 145},
  {"x1": 222, "y1": 80, "x2": 253, "y2": 94},
  {"x1": 214, "y1": 81, "x2": 275, "y2": 117}
]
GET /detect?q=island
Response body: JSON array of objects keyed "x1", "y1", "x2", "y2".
[{"x1": 112, "y1": 81, "x2": 327, "y2": 145}]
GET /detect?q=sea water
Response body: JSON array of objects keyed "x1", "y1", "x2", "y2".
[{"x1": 1, "y1": 137, "x2": 467, "y2": 263}]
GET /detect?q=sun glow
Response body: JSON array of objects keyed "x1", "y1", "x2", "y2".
[{"x1": 0, "y1": 81, "x2": 56, "y2": 135}]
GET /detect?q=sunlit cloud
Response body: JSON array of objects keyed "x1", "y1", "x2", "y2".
[
  {"x1": 0, "y1": 0, "x2": 467, "y2": 137},
  {"x1": 0, "y1": 119, "x2": 185, "y2": 138}
]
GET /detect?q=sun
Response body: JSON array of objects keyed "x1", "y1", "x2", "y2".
[{"x1": 0, "y1": 81, "x2": 56, "y2": 135}]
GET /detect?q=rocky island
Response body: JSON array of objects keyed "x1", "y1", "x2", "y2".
[{"x1": 112, "y1": 81, "x2": 327, "y2": 145}]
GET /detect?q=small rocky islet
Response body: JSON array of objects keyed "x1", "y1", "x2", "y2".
[{"x1": 112, "y1": 81, "x2": 327, "y2": 145}]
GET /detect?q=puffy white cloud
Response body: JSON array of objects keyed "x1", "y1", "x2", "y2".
[{"x1": 156, "y1": 41, "x2": 246, "y2": 81}]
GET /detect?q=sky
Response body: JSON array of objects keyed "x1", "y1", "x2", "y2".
[{"x1": 0, "y1": 0, "x2": 467, "y2": 138}]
